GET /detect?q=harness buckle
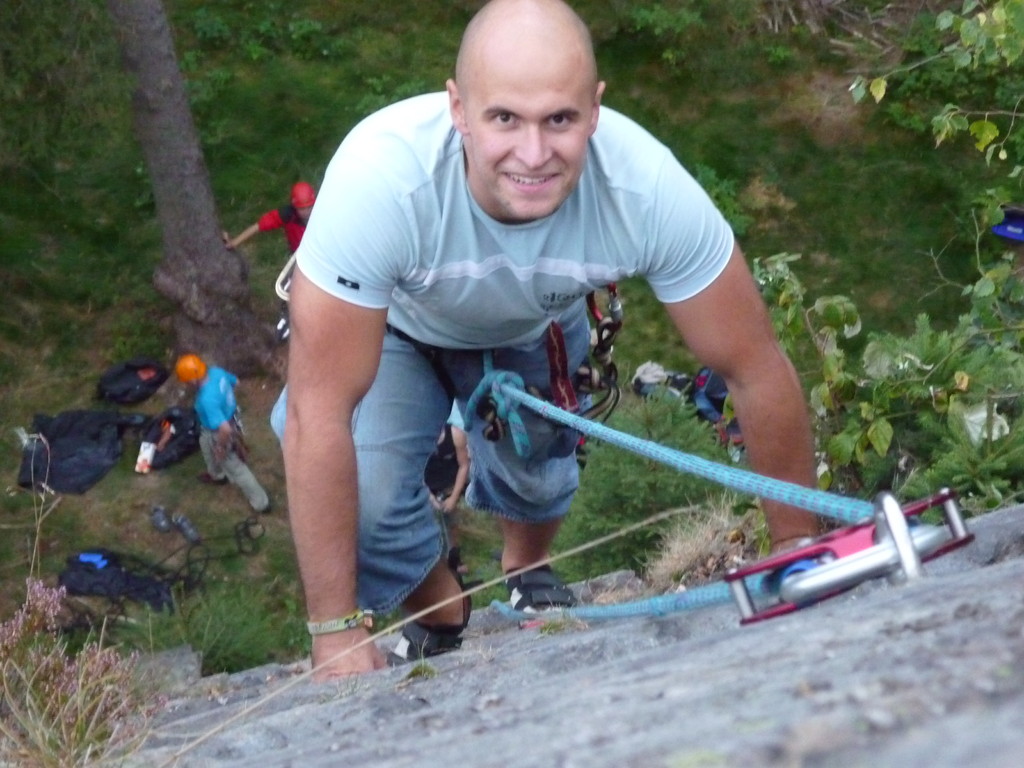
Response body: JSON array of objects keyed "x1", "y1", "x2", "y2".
[{"x1": 724, "y1": 488, "x2": 974, "y2": 624}]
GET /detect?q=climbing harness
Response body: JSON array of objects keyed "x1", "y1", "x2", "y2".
[
  {"x1": 383, "y1": 285, "x2": 625, "y2": 456},
  {"x1": 478, "y1": 382, "x2": 975, "y2": 625},
  {"x1": 578, "y1": 284, "x2": 623, "y2": 424},
  {"x1": 466, "y1": 359, "x2": 531, "y2": 454},
  {"x1": 386, "y1": 323, "x2": 458, "y2": 401},
  {"x1": 467, "y1": 285, "x2": 624, "y2": 456},
  {"x1": 547, "y1": 285, "x2": 624, "y2": 424}
]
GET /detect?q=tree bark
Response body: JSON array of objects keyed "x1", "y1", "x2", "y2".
[{"x1": 105, "y1": 0, "x2": 274, "y2": 375}]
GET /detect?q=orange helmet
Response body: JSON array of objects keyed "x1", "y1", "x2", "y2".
[
  {"x1": 291, "y1": 181, "x2": 316, "y2": 208},
  {"x1": 174, "y1": 354, "x2": 207, "y2": 383}
]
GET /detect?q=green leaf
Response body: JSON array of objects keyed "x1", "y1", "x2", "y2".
[
  {"x1": 1006, "y1": 0, "x2": 1024, "y2": 32},
  {"x1": 867, "y1": 417, "x2": 894, "y2": 456},
  {"x1": 849, "y1": 76, "x2": 867, "y2": 104},
  {"x1": 854, "y1": 434, "x2": 869, "y2": 464},
  {"x1": 827, "y1": 432, "x2": 857, "y2": 464},
  {"x1": 821, "y1": 350, "x2": 846, "y2": 380},
  {"x1": 862, "y1": 340, "x2": 895, "y2": 378},
  {"x1": 974, "y1": 275, "x2": 996, "y2": 297},
  {"x1": 809, "y1": 382, "x2": 833, "y2": 417},
  {"x1": 818, "y1": 298, "x2": 845, "y2": 327},
  {"x1": 952, "y1": 48, "x2": 973, "y2": 68},
  {"x1": 969, "y1": 119, "x2": 999, "y2": 150},
  {"x1": 816, "y1": 467, "x2": 833, "y2": 490},
  {"x1": 869, "y1": 77, "x2": 887, "y2": 103},
  {"x1": 959, "y1": 18, "x2": 982, "y2": 47}
]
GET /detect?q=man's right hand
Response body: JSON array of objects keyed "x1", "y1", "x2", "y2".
[{"x1": 310, "y1": 629, "x2": 387, "y2": 681}]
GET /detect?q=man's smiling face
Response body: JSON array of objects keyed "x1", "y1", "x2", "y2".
[{"x1": 447, "y1": 0, "x2": 604, "y2": 224}]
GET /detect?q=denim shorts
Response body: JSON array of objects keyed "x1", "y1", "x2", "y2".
[{"x1": 270, "y1": 306, "x2": 591, "y2": 612}]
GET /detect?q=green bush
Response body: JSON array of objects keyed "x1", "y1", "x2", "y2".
[{"x1": 758, "y1": 247, "x2": 1024, "y2": 513}]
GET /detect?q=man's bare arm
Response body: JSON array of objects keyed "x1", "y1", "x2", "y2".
[
  {"x1": 284, "y1": 267, "x2": 388, "y2": 678},
  {"x1": 664, "y1": 244, "x2": 820, "y2": 549}
]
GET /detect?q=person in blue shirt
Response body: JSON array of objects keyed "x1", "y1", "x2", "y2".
[{"x1": 175, "y1": 354, "x2": 270, "y2": 515}]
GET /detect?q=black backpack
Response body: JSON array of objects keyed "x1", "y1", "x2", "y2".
[
  {"x1": 142, "y1": 407, "x2": 200, "y2": 469},
  {"x1": 97, "y1": 357, "x2": 169, "y2": 405},
  {"x1": 690, "y1": 367, "x2": 742, "y2": 444},
  {"x1": 58, "y1": 549, "x2": 173, "y2": 613}
]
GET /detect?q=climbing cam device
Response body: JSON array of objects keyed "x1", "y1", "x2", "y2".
[{"x1": 724, "y1": 488, "x2": 974, "y2": 624}]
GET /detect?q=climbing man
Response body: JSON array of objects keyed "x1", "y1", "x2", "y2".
[
  {"x1": 275, "y1": 0, "x2": 820, "y2": 679},
  {"x1": 175, "y1": 354, "x2": 271, "y2": 515}
]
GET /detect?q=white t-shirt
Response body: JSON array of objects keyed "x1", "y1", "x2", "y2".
[{"x1": 298, "y1": 92, "x2": 734, "y2": 349}]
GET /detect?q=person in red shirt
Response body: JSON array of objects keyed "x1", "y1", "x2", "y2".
[
  {"x1": 223, "y1": 182, "x2": 316, "y2": 342},
  {"x1": 223, "y1": 181, "x2": 316, "y2": 253}
]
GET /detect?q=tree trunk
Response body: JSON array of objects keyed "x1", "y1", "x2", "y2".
[{"x1": 105, "y1": 0, "x2": 274, "y2": 375}]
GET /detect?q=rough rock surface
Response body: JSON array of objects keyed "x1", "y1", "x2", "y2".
[{"x1": 130, "y1": 504, "x2": 1024, "y2": 768}]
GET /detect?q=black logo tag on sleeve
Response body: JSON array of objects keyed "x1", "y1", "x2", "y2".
[{"x1": 337, "y1": 276, "x2": 361, "y2": 290}]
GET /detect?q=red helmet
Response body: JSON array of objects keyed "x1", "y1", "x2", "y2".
[
  {"x1": 291, "y1": 181, "x2": 316, "y2": 208},
  {"x1": 174, "y1": 354, "x2": 207, "y2": 383}
]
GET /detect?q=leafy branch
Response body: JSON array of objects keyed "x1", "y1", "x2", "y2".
[{"x1": 850, "y1": 0, "x2": 1024, "y2": 167}]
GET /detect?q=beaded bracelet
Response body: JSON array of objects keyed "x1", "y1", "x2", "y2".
[{"x1": 306, "y1": 609, "x2": 366, "y2": 636}]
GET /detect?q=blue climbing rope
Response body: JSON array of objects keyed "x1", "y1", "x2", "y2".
[
  {"x1": 492, "y1": 574, "x2": 781, "y2": 621},
  {"x1": 464, "y1": 354, "x2": 535, "y2": 458},
  {"x1": 467, "y1": 366, "x2": 879, "y2": 622},
  {"x1": 470, "y1": 377, "x2": 874, "y2": 525}
]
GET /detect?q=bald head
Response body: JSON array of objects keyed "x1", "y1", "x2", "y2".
[
  {"x1": 447, "y1": 0, "x2": 604, "y2": 223},
  {"x1": 455, "y1": 0, "x2": 598, "y2": 93}
]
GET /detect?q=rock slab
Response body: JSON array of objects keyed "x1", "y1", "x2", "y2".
[{"x1": 130, "y1": 504, "x2": 1024, "y2": 768}]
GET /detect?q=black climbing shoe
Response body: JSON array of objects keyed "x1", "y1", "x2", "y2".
[{"x1": 505, "y1": 565, "x2": 577, "y2": 613}]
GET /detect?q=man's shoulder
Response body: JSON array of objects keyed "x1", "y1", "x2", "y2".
[
  {"x1": 316, "y1": 92, "x2": 460, "y2": 219},
  {"x1": 207, "y1": 367, "x2": 236, "y2": 385},
  {"x1": 346, "y1": 92, "x2": 452, "y2": 146},
  {"x1": 258, "y1": 208, "x2": 286, "y2": 230}
]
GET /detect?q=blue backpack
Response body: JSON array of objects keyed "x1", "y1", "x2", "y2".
[{"x1": 690, "y1": 367, "x2": 742, "y2": 444}]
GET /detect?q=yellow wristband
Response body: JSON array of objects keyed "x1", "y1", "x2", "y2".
[{"x1": 306, "y1": 609, "x2": 366, "y2": 636}]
